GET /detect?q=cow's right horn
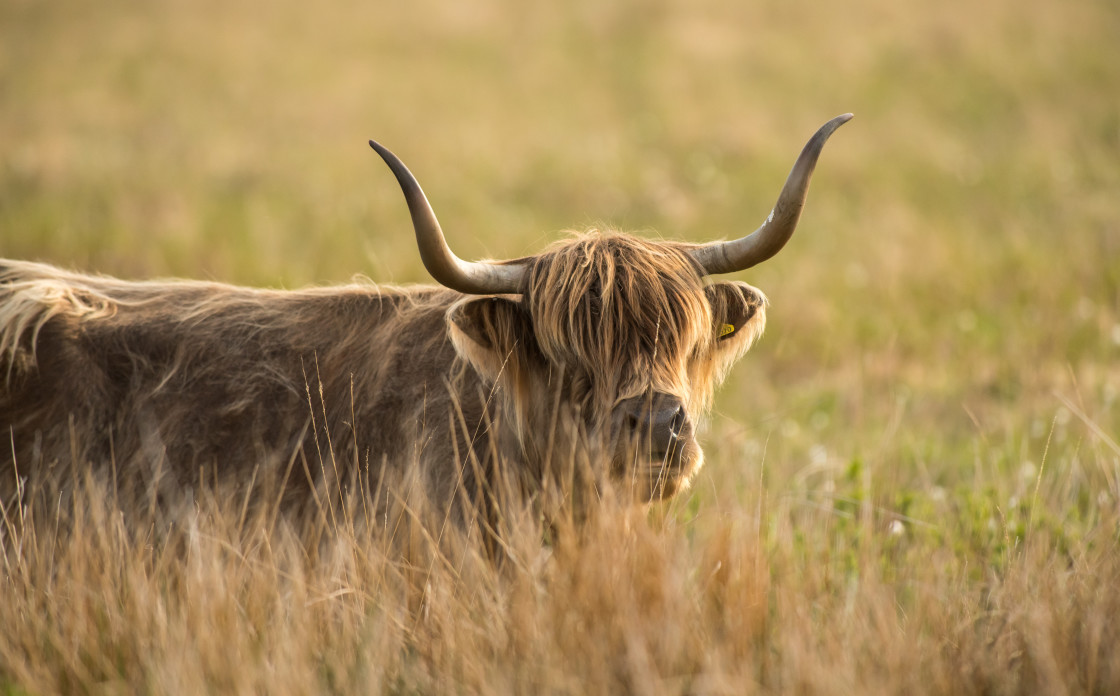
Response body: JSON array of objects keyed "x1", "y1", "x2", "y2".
[{"x1": 370, "y1": 140, "x2": 526, "y2": 295}]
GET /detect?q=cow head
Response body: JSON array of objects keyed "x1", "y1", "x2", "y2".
[{"x1": 369, "y1": 114, "x2": 850, "y2": 501}]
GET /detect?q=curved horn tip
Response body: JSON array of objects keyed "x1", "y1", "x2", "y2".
[
  {"x1": 819, "y1": 113, "x2": 854, "y2": 137},
  {"x1": 368, "y1": 139, "x2": 394, "y2": 160},
  {"x1": 815, "y1": 113, "x2": 855, "y2": 141}
]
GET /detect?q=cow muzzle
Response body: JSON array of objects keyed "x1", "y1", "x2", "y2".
[
  {"x1": 619, "y1": 392, "x2": 688, "y2": 462},
  {"x1": 612, "y1": 392, "x2": 699, "y2": 499}
]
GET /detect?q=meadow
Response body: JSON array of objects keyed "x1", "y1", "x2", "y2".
[{"x1": 2, "y1": 0, "x2": 1119, "y2": 692}]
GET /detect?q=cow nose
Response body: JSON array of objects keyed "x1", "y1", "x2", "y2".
[{"x1": 622, "y1": 393, "x2": 687, "y2": 460}]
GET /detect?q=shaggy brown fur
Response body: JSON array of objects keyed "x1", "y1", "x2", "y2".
[{"x1": 0, "y1": 229, "x2": 766, "y2": 521}]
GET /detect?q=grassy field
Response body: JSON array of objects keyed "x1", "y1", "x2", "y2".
[{"x1": 2, "y1": 0, "x2": 1120, "y2": 692}]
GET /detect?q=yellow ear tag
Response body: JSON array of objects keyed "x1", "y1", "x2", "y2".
[{"x1": 719, "y1": 323, "x2": 735, "y2": 338}]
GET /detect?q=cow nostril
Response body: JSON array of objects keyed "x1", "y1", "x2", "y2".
[
  {"x1": 626, "y1": 413, "x2": 641, "y2": 432},
  {"x1": 668, "y1": 410, "x2": 685, "y2": 438},
  {"x1": 659, "y1": 402, "x2": 684, "y2": 431}
]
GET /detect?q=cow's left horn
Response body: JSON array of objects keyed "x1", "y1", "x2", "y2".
[
  {"x1": 369, "y1": 140, "x2": 526, "y2": 295},
  {"x1": 689, "y1": 113, "x2": 852, "y2": 276}
]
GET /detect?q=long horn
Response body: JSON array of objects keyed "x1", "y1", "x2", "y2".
[
  {"x1": 689, "y1": 113, "x2": 852, "y2": 275},
  {"x1": 369, "y1": 140, "x2": 525, "y2": 295}
]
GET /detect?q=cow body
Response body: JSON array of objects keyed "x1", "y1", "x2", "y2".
[
  {"x1": 0, "y1": 236, "x2": 763, "y2": 516},
  {"x1": 0, "y1": 114, "x2": 851, "y2": 521},
  {"x1": 0, "y1": 260, "x2": 492, "y2": 514}
]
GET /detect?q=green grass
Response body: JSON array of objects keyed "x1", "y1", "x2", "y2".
[{"x1": 2, "y1": 0, "x2": 1120, "y2": 692}]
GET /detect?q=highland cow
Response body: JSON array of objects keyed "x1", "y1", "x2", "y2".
[{"x1": 0, "y1": 114, "x2": 851, "y2": 523}]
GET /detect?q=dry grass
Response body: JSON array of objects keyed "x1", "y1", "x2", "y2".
[
  {"x1": 2, "y1": 447, "x2": 1118, "y2": 694},
  {"x1": 2, "y1": 0, "x2": 1120, "y2": 692}
]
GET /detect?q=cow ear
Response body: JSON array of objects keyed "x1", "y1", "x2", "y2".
[
  {"x1": 704, "y1": 281, "x2": 767, "y2": 348},
  {"x1": 447, "y1": 296, "x2": 531, "y2": 383}
]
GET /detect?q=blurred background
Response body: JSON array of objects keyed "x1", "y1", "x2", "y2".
[{"x1": 2, "y1": 0, "x2": 1118, "y2": 501}]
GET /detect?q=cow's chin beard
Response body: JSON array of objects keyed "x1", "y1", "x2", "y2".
[{"x1": 612, "y1": 439, "x2": 704, "y2": 503}]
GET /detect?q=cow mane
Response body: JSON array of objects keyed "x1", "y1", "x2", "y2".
[
  {"x1": 525, "y1": 230, "x2": 713, "y2": 411},
  {"x1": 0, "y1": 259, "x2": 450, "y2": 405},
  {"x1": 0, "y1": 262, "x2": 118, "y2": 383}
]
